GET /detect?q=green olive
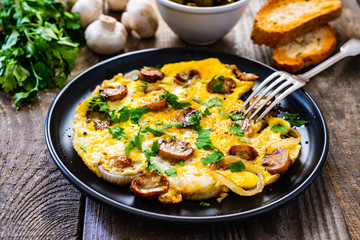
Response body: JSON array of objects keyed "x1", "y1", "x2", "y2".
[{"x1": 193, "y1": 0, "x2": 213, "y2": 7}]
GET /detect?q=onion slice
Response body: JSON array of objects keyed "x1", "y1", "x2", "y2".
[
  {"x1": 212, "y1": 159, "x2": 264, "y2": 196},
  {"x1": 97, "y1": 164, "x2": 142, "y2": 185},
  {"x1": 269, "y1": 137, "x2": 300, "y2": 149}
]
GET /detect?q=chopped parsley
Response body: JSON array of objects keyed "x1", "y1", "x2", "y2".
[
  {"x1": 162, "y1": 130, "x2": 176, "y2": 139},
  {"x1": 159, "y1": 89, "x2": 191, "y2": 110},
  {"x1": 238, "y1": 137, "x2": 251, "y2": 143},
  {"x1": 284, "y1": 113, "x2": 308, "y2": 127},
  {"x1": 229, "y1": 123, "x2": 245, "y2": 137},
  {"x1": 130, "y1": 107, "x2": 152, "y2": 124},
  {"x1": 143, "y1": 140, "x2": 163, "y2": 175},
  {"x1": 199, "y1": 202, "x2": 210, "y2": 207},
  {"x1": 220, "y1": 111, "x2": 245, "y2": 121},
  {"x1": 135, "y1": 80, "x2": 151, "y2": 88},
  {"x1": 87, "y1": 94, "x2": 110, "y2": 113},
  {"x1": 178, "y1": 160, "x2": 185, "y2": 166},
  {"x1": 230, "y1": 160, "x2": 245, "y2": 172},
  {"x1": 202, "y1": 108, "x2": 211, "y2": 117},
  {"x1": 182, "y1": 84, "x2": 189, "y2": 89},
  {"x1": 195, "y1": 128, "x2": 215, "y2": 150},
  {"x1": 201, "y1": 149, "x2": 224, "y2": 165},
  {"x1": 165, "y1": 168, "x2": 178, "y2": 177},
  {"x1": 191, "y1": 97, "x2": 224, "y2": 108},
  {"x1": 80, "y1": 144, "x2": 87, "y2": 152},
  {"x1": 142, "y1": 122, "x2": 182, "y2": 137},
  {"x1": 154, "y1": 120, "x2": 164, "y2": 125},
  {"x1": 211, "y1": 82, "x2": 223, "y2": 93},
  {"x1": 155, "y1": 64, "x2": 163, "y2": 70},
  {"x1": 108, "y1": 126, "x2": 126, "y2": 140},
  {"x1": 109, "y1": 106, "x2": 131, "y2": 123},
  {"x1": 124, "y1": 128, "x2": 143, "y2": 153},
  {"x1": 139, "y1": 121, "x2": 150, "y2": 126},
  {"x1": 143, "y1": 66, "x2": 151, "y2": 70},
  {"x1": 270, "y1": 124, "x2": 289, "y2": 133}
]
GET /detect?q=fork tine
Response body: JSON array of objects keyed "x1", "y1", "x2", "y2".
[
  {"x1": 255, "y1": 82, "x2": 304, "y2": 122},
  {"x1": 238, "y1": 71, "x2": 282, "y2": 112},
  {"x1": 248, "y1": 79, "x2": 293, "y2": 119},
  {"x1": 243, "y1": 74, "x2": 287, "y2": 116}
]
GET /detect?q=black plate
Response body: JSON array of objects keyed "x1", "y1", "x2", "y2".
[{"x1": 45, "y1": 48, "x2": 329, "y2": 223}]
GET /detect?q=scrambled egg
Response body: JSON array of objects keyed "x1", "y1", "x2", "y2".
[{"x1": 73, "y1": 58, "x2": 302, "y2": 203}]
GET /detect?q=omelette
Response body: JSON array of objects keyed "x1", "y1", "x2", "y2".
[{"x1": 72, "y1": 58, "x2": 302, "y2": 203}]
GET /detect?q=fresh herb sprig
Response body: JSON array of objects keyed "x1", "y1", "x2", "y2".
[
  {"x1": 0, "y1": 0, "x2": 83, "y2": 109},
  {"x1": 159, "y1": 89, "x2": 191, "y2": 110}
]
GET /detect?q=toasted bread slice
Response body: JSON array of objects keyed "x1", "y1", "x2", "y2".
[
  {"x1": 251, "y1": 0, "x2": 341, "y2": 47},
  {"x1": 272, "y1": 24, "x2": 336, "y2": 73}
]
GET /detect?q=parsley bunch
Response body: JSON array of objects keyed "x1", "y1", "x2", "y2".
[{"x1": 0, "y1": 0, "x2": 83, "y2": 109}]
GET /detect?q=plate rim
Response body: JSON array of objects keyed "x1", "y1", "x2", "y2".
[{"x1": 45, "y1": 47, "x2": 329, "y2": 223}]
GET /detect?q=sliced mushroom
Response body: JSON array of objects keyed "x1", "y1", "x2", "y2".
[
  {"x1": 228, "y1": 64, "x2": 259, "y2": 81},
  {"x1": 109, "y1": 155, "x2": 133, "y2": 168},
  {"x1": 158, "y1": 138, "x2": 194, "y2": 161},
  {"x1": 249, "y1": 95, "x2": 278, "y2": 116},
  {"x1": 282, "y1": 128, "x2": 301, "y2": 139},
  {"x1": 99, "y1": 86, "x2": 128, "y2": 101},
  {"x1": 262, "y1": 148, "x2": 291, "y2": 175},
  {"x1": 141, "y1": 99, "x2": 167, "y2": 111},
  {"x1": 130, "y1": 170, "x2": 169, "y2": 198},
  {"x1": 97, "y1": 164, "x2": 141, "y2": 185},
  {"x1": 174, "y1": 107, "x2": 198, "y2": 128},
  {"x1": 228, "y1": 145, "x2": 258, "y2": 161},
  {"x1": 234, "y1": 118, "x2": 251, "y2": 131},
  {"x1": 140, "y1": 67, "x2": 164, "y2": 83},
  {"x1": 174, "y1": 69, "x2": 201, "y2": 86},
  {"x1": 143, "y1": 84, "x2": 162, "y2": 94},
  {"x1": 86, "y1": 111, "x2": 110, "y2": 130},
  {"x1": 209, "y1": 160, "x2": 230, "y2": 171},
  {"x1": 206, "y1": 77, "x2": 236, "y2": 94}
]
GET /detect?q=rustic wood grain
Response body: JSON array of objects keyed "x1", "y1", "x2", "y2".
[{"x1": 1, "y1": 0, "x2": 359, "y2": 239}]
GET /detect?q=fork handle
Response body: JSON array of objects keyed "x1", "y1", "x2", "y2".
[{"x1": 298, "y1": 38, "x2": 360, "y2": 80}]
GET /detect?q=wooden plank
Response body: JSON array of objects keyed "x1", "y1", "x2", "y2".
[{"x1": 0, "y1": 46, "x2": 99, "y2": 239}]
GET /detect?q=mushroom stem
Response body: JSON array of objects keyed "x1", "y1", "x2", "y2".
[{"x1": 100, "y1": 15, "x2": 117, "y2": 32}]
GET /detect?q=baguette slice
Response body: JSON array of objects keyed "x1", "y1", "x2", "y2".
[
  {"x1": 251, "y1": 0, "x2": 341, "y2": 47},
  {"x1": 272, "y1": 24, "x2": 336, "y2": 73}
]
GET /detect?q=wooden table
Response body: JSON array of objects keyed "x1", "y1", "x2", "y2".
[{"x1": 1, "y1": 0, "x2": 359, "y2": 239}]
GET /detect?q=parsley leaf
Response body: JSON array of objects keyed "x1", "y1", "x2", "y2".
[
  {"x1": 178, "y1": 160, "x2": 184, "y2": 167},
  {"x1": 108, "y1": 126, "x2": 126, "y2": 140},
  {"x1": 202, "y1": 108, "x2": 211, "y2": 117},
  {"x1": 130, "y1": 107, "x2": 152, "y2": 124},
  {"x1": 191, "y1": 97, "x2": 224, "y2": 108},
  {"x1": 201, "y1": 150, "x2": 224, "y2": 165},
  {"x1": 154, "y1": 120, "x2": 164, "y2": 125},
  {"x1": 80, "y1": 144, "x2": 87, "y2": 152},
  {"x1": 143, "y1": 140, "x2": 163, "y2": 175},
  {"x1": 135, "y1": 80, "x2": 151, "y2": 88},
  {"x1": 230, "y1": 160, "x2": 245, "y2": 172},
  {"x1": 196, "y1": 129, "x2": 215, "y2": 150},
  {"x1": 109, "y1": 106, "x2": 131, "y2": 123},
  {"x1": 87, "y1": 94, "x2": 110, "y2": 113},
  {"x1": 238, "y1": 137, "x2": 251, "y2": 143},
  {"x1": 211, "y1": 82, "x2": 223, "y2": 93},
  {"x1": 0, "y1": 0, "x2": 82, "y2": 109},
  {"x1": 229, "y1": 123, "x2": 245, "y2": 137},
  {"x1": 159, "y1": 89, "x2": 191, "y2": 110},
  {"x1": 162, "y1": 130, "x2": 177, "y2": 139},
  {"x1": 199, "y1": 202, "x2": 210, "y2": 207},
  {"x1": 220, "y1": 111, "x2": 245, "y2": 121},
  {"x1": 284, "y1": 113, "x2": 308, "y2": 127},
  {"x1": 270, "y1": 124, "x2": 289, "y2": 133},
  {"x1": 125, "y1": 128, "x2": 143, "y2": 153},
  {"x1": 165, "y1": 168, "x2": 178, "y2": 177}
]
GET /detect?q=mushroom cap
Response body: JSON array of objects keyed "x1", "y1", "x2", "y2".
[
  {"x1": 126, "y1": 0, "x2": 159, "y2": 38},
  {"x1": 85, "y1": 15, "x2": 128, "y2": 55},
  {"x1": 71, "y1": 0, "x2": 103, "y2": 28}
]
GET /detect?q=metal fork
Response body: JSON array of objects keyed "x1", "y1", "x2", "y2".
[{"x1": 239, "y1": 38, "x2": 360, "y2": 122}]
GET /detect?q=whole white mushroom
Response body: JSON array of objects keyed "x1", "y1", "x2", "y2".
[
  {"x1": 122, "y1": 0, "x2": 159, "y2": 38},
  {"x1": 85, "y1": 15, "x2": 128, "y2": 55},
  {"x1": 71, "y1": 0, "x2": 103, "y2": 28}
]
